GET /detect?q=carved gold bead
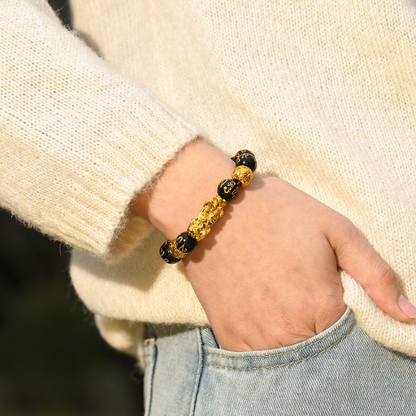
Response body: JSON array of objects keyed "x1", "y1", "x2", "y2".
[
  {"x1": 187, "y1": 217, "x2": 211, "y2": 241},
  {"x1": 213, "y1": 195, "x2": 227, "y2": 208},
  {"x1": 207, "y1": 209, "x2": 223, "y2": 227},
  {"x1": 187, "y1": 195, "x2": 226, "y2": 241},
  {"x1": 197, "y1": 201, "x2": 213, "y2": 222},
  {"x1": 232, "y1": 165, "x2": 253, "y2": 187}
]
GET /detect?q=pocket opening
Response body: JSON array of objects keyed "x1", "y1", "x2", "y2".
[{"x1": 201, "y1": 308, "x2": 355, "y2": 371}]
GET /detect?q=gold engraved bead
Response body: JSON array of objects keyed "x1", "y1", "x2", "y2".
[
  {"x1": 232, "y1": 165, "x2": 253, "y2": 187},
  {"x1": 160, "y1": 240, "x2": 181, "y2": 264},
  {"x1": 169, "y1": 239, "x2": 187, "y2": 259},
  {"x1": 231, "y1": 150, "x2": 257, "y2": 172}
]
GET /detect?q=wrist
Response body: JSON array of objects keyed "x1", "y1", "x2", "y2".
[{"x1": 130, "y1": 140, "x2": 235, "y2": 239}]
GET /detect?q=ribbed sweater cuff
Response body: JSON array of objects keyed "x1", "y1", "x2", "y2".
[
  {"x1": 55, "y1": 110, "x2": 201, "y2": 263},
  {"x1": 0, "y1": 0, "x2": 202, "y2": 262}
]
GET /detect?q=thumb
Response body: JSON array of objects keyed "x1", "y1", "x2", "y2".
[{"x1": 327, "y1": 218, "x2": 416, "y2": 322}]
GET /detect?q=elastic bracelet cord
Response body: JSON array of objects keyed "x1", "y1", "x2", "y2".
[{"x1": 160, "y1": 150, "x2": 257, "y2": 264}]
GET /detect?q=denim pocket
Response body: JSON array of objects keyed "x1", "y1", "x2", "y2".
[
  {"x1": 201, "y1": 307, "x2": 355, "y2": 371},
  {"x1": 143, "y1": 338, "x2": 158, "y2": 416}
]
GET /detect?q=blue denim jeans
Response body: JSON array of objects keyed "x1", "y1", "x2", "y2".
[{"x1": 143, "y1": 308, "x2": 416, "y2": 415}]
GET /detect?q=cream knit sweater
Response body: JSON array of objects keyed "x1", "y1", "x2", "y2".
[{"x1": 2, "y1": 0, "x2": 416, "y2": 359}]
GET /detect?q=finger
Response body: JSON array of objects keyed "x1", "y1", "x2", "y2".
[{"x1": 327, "y1": 218, "x2": 416, "y2": 322}]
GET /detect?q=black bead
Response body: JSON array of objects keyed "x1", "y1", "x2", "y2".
[
  {"x1": 175, "y1": 232, "x2": 198, "y2": 255},
  {"x1": 232, "y1": 149, "x2": 255, "y2": 159},
  {"x1": 160, "y1": 241, "x2": 180, "y2": 264},
  {"x1": 235, "y1": 154, "x2": 257, "y2": 172},
  {"x1": 231, "y1": 150, "x2": 257, "y2": 172},
  {"x1": 217, "y1": 179, "x2": 240, "y2": 201}
]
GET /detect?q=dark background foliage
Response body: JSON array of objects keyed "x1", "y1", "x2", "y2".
[{"x1": 0, "y1": 2, "x2": 144, "y2": 415}]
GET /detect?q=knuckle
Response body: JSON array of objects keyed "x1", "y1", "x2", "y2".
[
  {"x1": 329, "y1": 215, "x2": 359, "y2": 248},
  {"x1": 338, "y1": 215, "x2": 353, "y2": 228},
  {"x1": 338, "y1": 217, "x2": 358, "y2": 238},
  {"x1": 370, "y1": 258, "x2": 396, "y2": 291}
]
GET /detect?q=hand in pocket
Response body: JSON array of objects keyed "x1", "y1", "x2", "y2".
[{"x1": 184, "y1": 176, "x2": 415, "y2": 351}]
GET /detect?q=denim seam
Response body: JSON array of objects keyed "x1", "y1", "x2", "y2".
[
  {"x1": 205, "y1": 309, "x2": 352, "y2": 360},
  {"x1": 189, "y1": 328, "x2": 205, "y2": 416},
  {"x1": 144, "y1": 344, "x2": 157, "y2": 416},
  {"x1": 203, "y1": 318, "x2": 355, "y2": 371}
]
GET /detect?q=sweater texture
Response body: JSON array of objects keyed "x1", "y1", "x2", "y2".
[{"x1": 1, "y1": 0, "x2": 416, "y2": 359}]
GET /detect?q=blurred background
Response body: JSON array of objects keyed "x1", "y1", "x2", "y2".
[{"x1": 0, "y1": 2, "x2": 145, "y2": 415}]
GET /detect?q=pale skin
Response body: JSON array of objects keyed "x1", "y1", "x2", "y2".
[{"x1": 132, "y1": 139, "x2": 416, "y2": 351}]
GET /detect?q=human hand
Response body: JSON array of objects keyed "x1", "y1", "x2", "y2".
[
  {"x1": 184, "y1": 175, "x2": 416, "y2": 350},
  {"x1": 132, "y1": 140, "x2": 416, "y2": 351}
]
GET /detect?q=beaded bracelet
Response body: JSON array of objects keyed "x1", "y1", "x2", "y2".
[{"x1": 160, "y1": 150, "x2": 257, "y2": 264}]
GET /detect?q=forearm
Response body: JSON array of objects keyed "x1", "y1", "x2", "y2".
[{"x1": 131, "y1": 140, "x2": 235, "y2": 239}]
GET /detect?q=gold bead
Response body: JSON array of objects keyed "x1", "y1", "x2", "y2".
[
  {"x1": 187, "y1": 217, "x2": 211, "y2": 241},
  {"x1": 232, "y1": 165, "x2": 253, "y2": 187},
  {"x1": 213, "y1": 195, "x2": 227, "y2": 208},
  {"x1": 197, "y1": 200, "x2": 213, "y2": 222},
  {"x1": 187, "y1": 195, "x2": 226, "y2": 241}
]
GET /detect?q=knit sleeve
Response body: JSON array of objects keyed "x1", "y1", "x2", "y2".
[{"x1": 0, "y1": 0, "x2": 202, "y2": 262}]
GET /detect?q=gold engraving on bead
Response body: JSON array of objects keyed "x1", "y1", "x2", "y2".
[
  {"x1": 233, "y1": 150, "x2": 252, "y2": 163},
  {"x1": 219, "y1": 179, "x2": 227, "y2": 190},
  {"x1": 169, "y1": 240, "x2": 186, "y2": 259},
  {"x1": 220, "y1": 180, "x2": 238, "y2": 194},
  {"x1": 232, "y1": 166, "x2": 253, "y2": 187}
]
